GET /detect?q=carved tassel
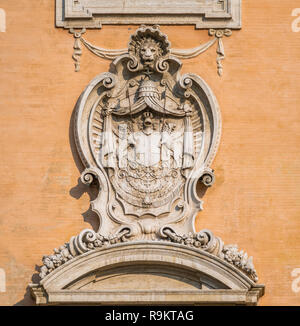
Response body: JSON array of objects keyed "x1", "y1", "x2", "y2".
[
  {"x1": 209, "y1": 29, "x2": 232, "y2": 77},
  {"x1": 69, "y1": 28, "x2": 86, "y2": 72},
  {"x1": 73, "y1": 37, "x2": 82, "y2": 72}
]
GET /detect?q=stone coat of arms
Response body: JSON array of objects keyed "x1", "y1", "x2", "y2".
[
  {"x1": 35, "y1": 27, "x2": 260, "y2": 291},
  {"x1": 75, "y1": 25, "x2": 221, "y2": 240}
]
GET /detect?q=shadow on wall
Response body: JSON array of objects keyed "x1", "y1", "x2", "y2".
[
  {"x1": 14, "y1": 81, "x2": 212, "y2": 305},
  {"x1": 69, "y1": 177, "x2": 101, "y2": 232},
  {"x1": 15, "y1": 90, "x2": 103, "y2": 306},
  {"x1": 68, "y1": 95, "x2": 101, "y2": 232},
  {"x1": 14, "y1": 266, "x2": 40, "y2": 306},
  {"x1": 196, "y1": 180, "x2": 209, "y2": 200}
]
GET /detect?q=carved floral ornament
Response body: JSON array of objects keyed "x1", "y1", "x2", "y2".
[{"x1": 36, "y1": 26, "x2": 261, "y2": 289}]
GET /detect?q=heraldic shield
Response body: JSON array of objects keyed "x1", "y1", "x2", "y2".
[{"x1": 74, "y1": 25, "x2": 221, "y2": 239}]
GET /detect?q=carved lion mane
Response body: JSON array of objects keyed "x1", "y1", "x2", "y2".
[{"x1": 128, "y1": 25, "x2": 171, "y2": 60}]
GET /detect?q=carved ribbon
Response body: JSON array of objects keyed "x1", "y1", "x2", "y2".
[{"x1": 171, "y1": 37, "x2": 217, "y2": 59}]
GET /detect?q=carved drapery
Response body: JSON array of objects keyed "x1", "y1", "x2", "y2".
[
  {"x1": 61, "y1": 0, "x2": 240, "y2": 75},
  {"x1": 70, "y1": 28, "x2": 232, "y2": 76},
  {"x1": 182, "y1": 109, "x2": 194, "y2": 171}
]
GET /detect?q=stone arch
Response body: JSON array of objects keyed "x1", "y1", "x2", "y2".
[{"x1": 30, "y1": 242, "x2": 264, "y2": 305}]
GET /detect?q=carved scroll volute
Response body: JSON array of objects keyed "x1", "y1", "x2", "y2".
[
  {"x1": 75, "y1": 26, "x2": 221, "y2": 239},
  {"x1": 178, "y1": 73, "x2": 221, "y2": 226}
]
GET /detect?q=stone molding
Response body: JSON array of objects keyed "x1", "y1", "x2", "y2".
[
  {"x1": 38, "y1": 228, "x2": 258, "y2": 282},
  {"x1": 56, "y1": 1, "x2": 240, "y2": 75},
  {"x1": 31, "y1": 242, "x2": 264, "y2": 305},
  {"x1": 56, "y1": 0, "x2": 242, "y2": 30}
]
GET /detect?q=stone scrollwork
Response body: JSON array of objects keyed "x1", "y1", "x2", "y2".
[
  {"x1": 200, "y1": 169, "x2": 215, "y2": 187},
  {"x1": 39, "y1": 226, "x2": 258, "y2": 283},
  {"x1": 39, "y1": 227, "x2": 134, "y2": 279},
  {"x1": 73, "y1": 25, "x2": 222, "y2": 237},
  {"x1": 36, "y1": 25, "x2": 261, "y2": 290},
  {"x1": 72, "y1": 27, "x2": 232, "y2": 76},
  {"x1": 159, "y1": 226, "x2": 223, "y2": 257},
  {"x1": 159, "y1": 226, "x2": 258, "y2": 283}
]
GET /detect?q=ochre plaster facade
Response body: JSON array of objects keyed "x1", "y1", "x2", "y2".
[{"x1": 0, "y1": 0, "x2": 299, "y2": 305}]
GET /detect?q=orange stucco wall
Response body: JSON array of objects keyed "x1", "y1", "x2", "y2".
[{"x1": 0, "y1": 0, "x2": 299, "y2": 305}]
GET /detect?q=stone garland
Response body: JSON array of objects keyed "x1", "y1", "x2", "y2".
[
  {"x1": 39, "y1": 227, "x2": 258, "y2": 283},
  {"x1": 69, "y1": 27, "x2": 232, "y2": 76},
  {"x1": 39, "y1": 228, "x2": 131, "y2": 279},
  {"x1": 161, "y1": 227, "x2": 258, "y2": 283}
]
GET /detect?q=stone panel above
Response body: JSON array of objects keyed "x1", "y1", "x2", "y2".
[{"x1": 56, "y1": 0, "x2": 242, "y2": 29}]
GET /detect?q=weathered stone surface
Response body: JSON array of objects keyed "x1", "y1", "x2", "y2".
[
  {"x1": 31, "y1": 242, "x2": 264, "y2": 305},
  {"x1": 38, "y1": 228, "x2": 258, "y2": 283},
  {"x1": 31, "y1": 25, "x2": 263, "y2": 305},
  {"x1": 56, "y1": 0, "x2": 242, "y2": 29},
  {"x1": 72, "y1": 25, "x2": 221, "y2": 242}
]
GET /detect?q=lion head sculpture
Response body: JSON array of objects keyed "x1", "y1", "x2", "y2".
[{"x1": 128, "y1": 25, "x2": 171, "y2": 69}]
